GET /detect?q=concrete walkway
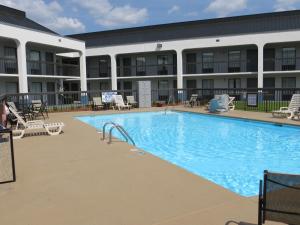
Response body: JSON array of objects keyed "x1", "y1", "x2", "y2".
[{"x1": 0, "y1": 108, "x2": 285, "y2": 225}]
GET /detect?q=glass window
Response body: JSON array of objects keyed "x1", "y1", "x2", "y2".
[
  {"x1": 228, "y1": 78, "x2": 241, "y2": 89},
  {"x1": 282, "y1": 77, "x2": 296, "y2": 88},
  {"x1": 123, "y1": 57, "x2": 131, "y2": 77},
  {"x1": 99, "y1": 58, "x2": 109, "y2": 77},
  {"x1": 158, "y1": 80, "x2": 169, "y2": 101},
  {"x1": 28, "y1": 50, "x2": 41, "y2": 75},
  {"x1": 136, "y1": 56, "x2": 146, "y2": 76},
  {"x1": 228, "y1": 51, "x2": 241, "y2": 72},
  {"x1": 186, "y1": 53, "x2": 197, "y2": 74},
  {"x1": 29, "y1": 50, "x2": 40, "y2": 61},
  {"x1": 4, "y1": 47, "x2": 17, "y2": 74},
  {"x1": 202, "y1": 79, "x2": 214, "y2": 97},
  {"x1": 157, "y1": 55, "x2": 168, "y2": 75},
  {"x1": 202, "y1": 53, "x2": 214, "y2": 73},
  {"x1": 282, "y1": 48, "x2": 296, "y2": 70}
]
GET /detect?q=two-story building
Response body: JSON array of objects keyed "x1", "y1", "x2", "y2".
[
  {"x1": 0, "y1": 5, "x2": 86, "y2": 104},
  {"x1": 69, "y1": 10, "x2": 300, "y2": 101}
]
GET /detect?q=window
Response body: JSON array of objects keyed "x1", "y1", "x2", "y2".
[
  {"x1": 28, "y1": 50, "x2": 41, "y2": 75},
  {"x1": 99, "y1": 58, "x2": 109, "y2": 77},
  {"x1": 6, "y1": 82, "x2": 18, "y2": 94},
  {"x1": 124, "y1": 81, "x2": 133, "y2": 96},
  {"x1": 202, "y1": 53, "x2": 214, "y2": 73},
  {"x1": 122, "y1": 58, "x2": 131, "y2": 76},
  {"x1": 100, "y1": 81, "x2": 110, "y2": 90},
  {"x1": 247, "y1": 78, "x2": 257, "y2": 89},
  {"x1": 264, "y1": 78, "x2": 275, "y2": 88},
  {"x1": 157, "y1": 55, "x2": 168, "y2": 75},
  {"x1": 136, "y1": 56, "x2": 146, "y2": 76},
  {"x1": 228, "y1": 51, "x2": 241, "y2": 72},
  {"x1": 186, "y1": 53, "x2": 197, "y2": 74},
  {"x1": 187, "y1": 80, "x2": 197, "y2": 99},
  {"x1": 4, "y1": 47, "x2": 17, "y2": 74},
  {"x1": 282, "y1": 77, "x2": 296, "y2": 100},
  {"x1": 282, "y1": 77, "x2": 296, "y2": 88},
  {"x1": 228, "y1": 78, "x2": 241, "y2": 89},
  {"x1": 282, "y1": 48, "x2": 296, "y2": 71},
  {"x1": 202, "y1": 79, "x2": 214, "y2": 97},
  {"x1": 45, "y1": 52, "x2": 54, "y2": 75},
  {"x1": 158, "y1": 80, "x2": 169, "y2": 101}
]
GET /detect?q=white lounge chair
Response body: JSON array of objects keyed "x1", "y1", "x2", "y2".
[
  {"x1": 9, "y1": 107, "x2": 64, "y2": 139},
  {"x1": 272, "y1": 94, "x2": 300, "y2": 119},
  {"x1": 113, "y1": 95, "x2": 132, "y2": 110},
  {"x1": 184, "y1": 94, "x2": 198, "y2": 107},
  {"x1": 229, "y1": 96, "x2": 236, "y2": 110},
  {"x1": 92, "y1": 97, "x2": 104, "y2": 110},
  {"x1": 126, "y1": 96, "x2": 138, "y2": 107}
]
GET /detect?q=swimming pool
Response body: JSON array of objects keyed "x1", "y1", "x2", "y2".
[{"x1": 76, "y1": 111, "x2": 300, "y2": 196}]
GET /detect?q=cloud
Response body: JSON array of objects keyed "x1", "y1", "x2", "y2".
[
  {"x1": 274, "y1": 0, "x2": 300, "y2": 11},
  {"x1": 73, "y1": 0, "x2": 148, "y2": 27},
  {"x1": 168, "y1": 5, "x2": 180, "y2": 15},
  {"x1": 0, "y1": 0, "x2": 85, "y2": 33},
  {"x1": 205, "y1": 0, "x2": 247, "y2": 17}
]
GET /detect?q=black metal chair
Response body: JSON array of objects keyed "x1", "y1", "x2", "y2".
[{"x1": 258, "y1": 170, "x2": 300, "y2": 225}]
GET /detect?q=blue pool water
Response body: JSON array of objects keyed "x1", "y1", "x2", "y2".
[{"x1": 76, "y1": 111, "x2": 300, "y2": 196}]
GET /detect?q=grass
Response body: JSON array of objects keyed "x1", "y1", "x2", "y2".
[{"x1": 235, "y1": 101, "x2": 289, "y2": 112}]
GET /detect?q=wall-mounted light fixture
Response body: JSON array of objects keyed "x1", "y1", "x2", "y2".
[
  {"x1": 216, "y1": 39, "x2": 220, "y2": 42},
  {"x1": 156, "y1": 43, "x2": 162, "y2": 50}
]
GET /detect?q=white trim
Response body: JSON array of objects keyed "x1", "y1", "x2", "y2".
[
  {"x1": 182, "y1": 72, "x2": 257, "y2": 77},
  {"x1": 0, "y1": 73, "x2": 19, "y2": 77},
  {"x1": 87, "y1": 77, "x2": 111, "y2": 80},
  {"x1": 264, "y1": 70, "x2": 300, "y2": 75},
  {"x1": 117, "y1": 75, "x2": 177, "y2": 80},
  {"x1": 27, "y1": 75, "x2": 80, "y2": 79}
]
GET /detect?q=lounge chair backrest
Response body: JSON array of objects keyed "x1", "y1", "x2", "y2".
[
  {"x1": 288, "y1": 94, "x2": 300, "y2": 111},
  {"x1": 93, "y1": 97, "x2": 102, "y2": 105},
  {"x1": 7, "y1": 102, "x2": 18, "y2": 111},
  {"x1": 114, "y1": 95, "x2": 125, "y2": 106},
  {"x1": 127, "y1": 96, "x2": 135, "y2": 104},
  {"x1": 190, "y1": 94, "x2": 198, "y2": 102},
  {"x1": 8, "y1": 106, "x2": 27, "y2": 127},
  {"x1": 259, "y1": 171, "x2": 300, "y2": 225}
]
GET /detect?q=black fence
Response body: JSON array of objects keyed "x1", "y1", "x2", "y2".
[
  {"x1": 6, "y1": 90, "x2": 138, "y2": 112},
  {"x1": 0, "y1": 128, "x2": 16, "y2": 184},
  {"x1": 4, "y1": 88, "x2": 300, "y2": 113}
]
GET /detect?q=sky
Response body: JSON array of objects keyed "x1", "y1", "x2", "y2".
[{"x1": 0, "y1": 0, "x2": 300, "y2": 35}]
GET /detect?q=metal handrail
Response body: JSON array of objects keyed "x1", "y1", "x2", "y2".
[
  {"x1": 108, "y1": 125, "x2": 135, "y2": 146},
  {"x1": 102, "y1": 121, "x2": 135, "y2": 146}
]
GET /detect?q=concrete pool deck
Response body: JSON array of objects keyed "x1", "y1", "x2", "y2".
[{"x1": 0, "y1": 107, "x2": 289, "y2": 225}]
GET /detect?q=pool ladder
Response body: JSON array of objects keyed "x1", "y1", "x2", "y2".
[{"x1": 102, "y1": 122, "x2": 136, "y2": 146}]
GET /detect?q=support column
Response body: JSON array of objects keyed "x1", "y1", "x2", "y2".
[
  {"x1": 110, "y1": 54, "x2": 117, "y2": 90},
  {"x1": 257, "y1": 44, "x2": 264, "y2": 88},
  {"x1": 17, "y1": 40, "x2": 28, "y2": 93},
  {"x1": 79, "y1": 51, "x2": 87, "y2": 91},
  {"x1": 176, "y1": 49, "x2": 183, "y2": 89}
]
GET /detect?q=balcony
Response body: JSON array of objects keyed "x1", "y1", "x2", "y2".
[
  {"x1": 0, "y1": 57, "x2": 18, "y2": 74},
  {"x1": 264, "y1": 58, "x2": 300, "y2": 71},
  {"x1": 27, "y1": 60, "x2": 80, "y2": 77},
  {"x1": 117, "y1": 63, "x2": 177, "y2": 77},
  {"x1": 184, "y1": 60, "x2": 256, "y2": 74},
  {"x1": 87, "y1": 66, "x2": 111, "y2": 78}
]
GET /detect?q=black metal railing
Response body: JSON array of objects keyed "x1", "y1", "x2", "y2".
[
  {"x1": 184, "y1": 60, "x2": 255, "y2": 74},
  {"x1": 4, "y1": 88, "x2": 300, "y2": 113},
  {"x1": 264, "y1": 57, "x2": 300, "y2": 71},
  {"x1": 5, "y1": 90, "x2": 138, "y2": 112},
  {"x1": 117, "y1": 63, "x2": 176, "y2": 77},
  {"x1": 27, "y1": 60, "x2": 80, "y2": 76},
  {"x1": 0, "y1": 57, "x2": 18, "y2": 74},
  {"x1": 87, "y1": 66, "x2": 111, "y2": 78}
]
